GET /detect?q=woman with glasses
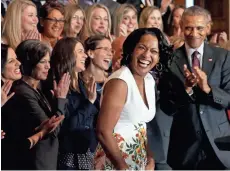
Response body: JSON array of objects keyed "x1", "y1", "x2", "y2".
[
  {"x1": 40, "y1": 1, "x2": 65, "y2": 49},
  {"x1": 82, "y1": 35, "x2": 114, "y2": 93}
]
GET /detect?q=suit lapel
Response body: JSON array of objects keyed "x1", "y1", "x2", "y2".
[
  {"x1": 202, "y1": 43, "x2": 216, "y2": 80},
  {"x1": 173, "y1": 45, "x2": 191, "y2": 81}
]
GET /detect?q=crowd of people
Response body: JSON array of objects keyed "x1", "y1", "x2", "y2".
[{"x1": 1, "y1": 0, "x2": 230, "y2": 170}]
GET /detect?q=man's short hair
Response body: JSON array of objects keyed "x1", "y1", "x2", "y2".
[{"x1": 182, "y1": 6, "x2": 210, "y2": 24}]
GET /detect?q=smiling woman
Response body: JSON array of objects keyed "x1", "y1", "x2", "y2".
[
  {"x1": 113, "y1": 4, "x2": 138, "y2": 37},
  {"x1": 94, "y1": 28, "x2": 171, "y2": 170},
  {"x1": 63, "y1": 4, "x2": 85, "y2": 40},
  {"x1": 40, "y1": 1, "x2": 65, "y2": 48},
  {"x1": 1, "y1": 40, "x2": 70, "y2": 170},
  {"x1": 1, "y1": 44, "x2": 22, "y2": 82},
  {"x1": 2, "y1": 0, "x2": 38, "y2": 50},
  {"x1": 82, "y1": 4, "x2": 112, "y2": 41},
  {"x1": 50, "y1": 37, "x2": 101, "y2": 170},
  {"x1": 139, "y1": 6, "x2": 163, "y2": 31}
]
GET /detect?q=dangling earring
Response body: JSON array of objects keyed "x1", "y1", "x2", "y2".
[{"x1": 156, "y1": 62, "x2": 163, "y2": 71}]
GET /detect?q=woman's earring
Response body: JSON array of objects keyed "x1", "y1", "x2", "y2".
[{"x1": 156, "y1": 63, "x2": 163, "y2": 71}]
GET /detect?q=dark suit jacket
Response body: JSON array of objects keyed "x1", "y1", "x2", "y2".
[
  {"x1": 1, "y1": 80, "x2": 67, "y2": 170},
  {"x1": 159, "y1": 44, "x2": 230, "y2": 169},
  {"x1": 78, "y1": 0, "x2": 120, "y2": 16}
]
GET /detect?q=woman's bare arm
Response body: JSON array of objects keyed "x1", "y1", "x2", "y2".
[{"x1": 96, "y1": 79, "x2": 128, "y2": 170}]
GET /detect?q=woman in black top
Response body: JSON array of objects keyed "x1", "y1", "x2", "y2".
[
  {"x1": 1, "y1": 40, "x2": 70, "y2": 170},
  {"x1": 1, "y1": 43, "x2": 64, "y2": 143}
]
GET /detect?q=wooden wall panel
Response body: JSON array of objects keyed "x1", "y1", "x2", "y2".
[
  {"x1": 195, "y1": 0, "x2": 229, "y2": 37},
  {"x1": 174, "y1": 0, "x2": 185, "y2": 6}
]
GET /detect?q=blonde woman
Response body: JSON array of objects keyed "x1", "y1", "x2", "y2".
[
  {"x1": 63, "y1": 4, "x2": 86, "y2": 40},
  {"x1": 113, "y1": 4, "x2": 138, "y2": 37},
  {"x1": 139, "y1": 6, "x2": 163, "y2": 31},
  {"x1": 139, "y1": 6, "x2": 171, "y2": 45},
  {"x1": 82, "y1": 4, "x2": 112, "y2": 41},
  {"x1": 2, "y1": 0, "x2": 39, "y2": 50}
]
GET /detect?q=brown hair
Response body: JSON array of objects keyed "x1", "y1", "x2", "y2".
[
  {"x1": 139, "y1": 6, "x2": 163, "y2": 31},
  {"x1": 40, "y1": 1, "x2": 65, "y2": 19},
  {"x1": 63, "y1": 4, "x2": 86, "y2": 41}
]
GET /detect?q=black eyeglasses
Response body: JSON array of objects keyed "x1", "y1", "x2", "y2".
[
  {"x1": 44, "y1": 17, "x2": 65, "y2": 24},
  {"x1": 95, "y1": 47, "x2": 115, "y2": 55}
]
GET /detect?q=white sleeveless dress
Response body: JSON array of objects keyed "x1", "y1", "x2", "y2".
[{"x1": 94, "y1": 66, "x2": 156, "y2": 170}]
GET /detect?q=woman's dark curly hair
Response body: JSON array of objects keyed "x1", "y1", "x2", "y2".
[{"x1": 121, "y1": 28, "x2": 173, "y2": 78}]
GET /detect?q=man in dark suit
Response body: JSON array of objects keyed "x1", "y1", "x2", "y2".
[
  {"x1": 78, "y1": 0, "x2": 120, "y2": 16},
  {"x1": 160, "y1": 6, "x2": 230, "y2": 169}
]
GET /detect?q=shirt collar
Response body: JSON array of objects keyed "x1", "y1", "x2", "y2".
[{"x1": 185, "y1": 42, "x2": 204, "y2": 57}]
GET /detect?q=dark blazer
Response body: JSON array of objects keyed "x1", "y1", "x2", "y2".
[
  {"x1": 159, "y1": 44, "x2": 230, "y2": 169},
  {"x1": 78, "y1": 0, "x2": 120, "y2": 16},
  {"x1": 147, "y1": 75, "x2": 172, "y2": 170},
  {"x1": 58, "y1": 78, "x2": 100, "y2": 159},
  {"x1": 1, "y1": 80, "x2": 67, "y2": 170}
]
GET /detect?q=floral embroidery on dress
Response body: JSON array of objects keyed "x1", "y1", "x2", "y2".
[{"x1": 94, "y1": 123, "x2": 147, "y2": 170}]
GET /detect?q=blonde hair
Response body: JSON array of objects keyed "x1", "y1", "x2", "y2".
[
  {"x1": 63, "y1": 4, "x2": 86, "y2": 40},
  {"x1": 113, "y1": 4, "x2": 138, "y2": 37},
  {"x1": 139, "y1": 6, "x2": 163, "y2": 31},
  {"x1": 82, "y1": 4, "x2": 111, "y2": 41},
  {"x1": 2, "y1": 0, "x2": 36, "y2": 50}
]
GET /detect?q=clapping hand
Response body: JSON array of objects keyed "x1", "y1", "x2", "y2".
[
  {"x1": 184, "y1": 65, "x2": 198, "y2": 92},
  {"x1": 119, "y1": 24, "x2": 128, "y2": 37},
  {"x1": 1, "y1": 80, "x2": 15, "y2": 107},
  {"x1": 85, "y1": 75, "x2": 97, "y2": 104},
  {"x1": 21, "y1": 29, "x2": 41, "y2": 41},
  {"x1": 218, "y1": 32, "x2": 228, "y2": 44},
  {"x1": 145, "y1": 0, "x2": 153, "y2": 6},
  {"x1": 35, "y1": 115, "x2": 65, "y2": 135},
  {"x1": 51, "y1": 73, "x2": 71, "y2": 99},
  {"x1": 1, "y1": 130, "x2": 6, "y2": 139},
  {"x1": 193, "y1": 67, "x2": 211, "y2": 94}
]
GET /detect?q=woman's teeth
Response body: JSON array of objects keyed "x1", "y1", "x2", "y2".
[
  {"x1": 15, "y1": 69, "x2": 20, "y2": 74},
  {"x1": 138, "y1": 59, "x2": 151, "y2": 68}
]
